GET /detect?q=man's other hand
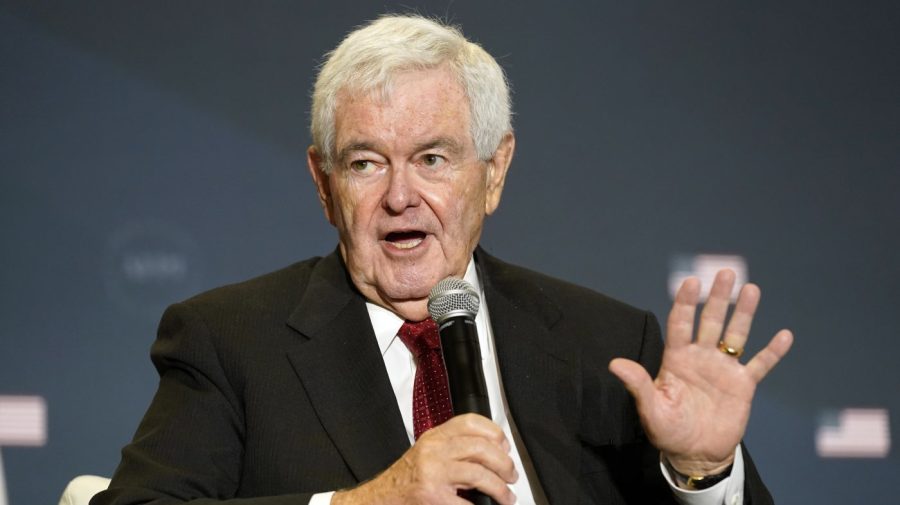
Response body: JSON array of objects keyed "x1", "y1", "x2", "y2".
[
  {"x1": 332, "y1": 414, "x2": 518, "y2": 505},
  {"x1": 609, "y1": 269, "x2": 793, "y2": 477}
]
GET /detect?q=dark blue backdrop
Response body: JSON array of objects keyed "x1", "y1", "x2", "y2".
[{"x1": 1, "y1": 2, "x2": 897, "y2": 504}]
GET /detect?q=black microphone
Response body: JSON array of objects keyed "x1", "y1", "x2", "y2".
[{"x1": 428, "y1": 277, "x2": 495, "y2": 505}]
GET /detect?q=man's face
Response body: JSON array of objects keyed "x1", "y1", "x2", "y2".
[{"x1": 308, "y1": 66, "x2": 513, "y2": 320}]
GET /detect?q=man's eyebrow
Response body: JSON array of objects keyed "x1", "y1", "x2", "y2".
[
  {"x1": 413, "y1": 138, "x2": 464, "y2": 155},
  {"x1": 337, "y1": 138, "x2": 465, "y2": 162},
  {"x1": 336, "y1": 142, "x2": 377, "y2": 163}
]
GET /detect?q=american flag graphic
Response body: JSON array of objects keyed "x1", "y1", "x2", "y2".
[
  {"x1": 668, "y1": 254, "x2": 749, "y2": 303},
  {"x1": 816, "y1": 408, "x2": 891, "y2": 458},
  {"x1": 0, "y1": 396, "x2": 47, "y2": 446}
]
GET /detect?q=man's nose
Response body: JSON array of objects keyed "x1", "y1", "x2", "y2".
[{"x1": 382, "y1": 165, "x2": 421, "y2": 213}]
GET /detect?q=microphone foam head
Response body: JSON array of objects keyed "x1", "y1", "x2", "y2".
[{"x1": 428, "y1": 277, "x2": 480, "y2": 323}]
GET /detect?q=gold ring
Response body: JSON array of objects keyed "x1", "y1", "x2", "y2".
[{"x1": 718, "y1": 340, "x2": 743, "y2": 358}]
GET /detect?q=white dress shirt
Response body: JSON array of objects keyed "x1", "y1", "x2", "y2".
[{"x1": 310, "y1": 259, "x2": 744, "y2": 504}]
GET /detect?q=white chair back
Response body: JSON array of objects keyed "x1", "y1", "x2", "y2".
[{"x1": 58, "y1": 475, "x2": 111, "y2": 505}]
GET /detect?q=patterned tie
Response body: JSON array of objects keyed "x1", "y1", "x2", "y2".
[
  {"x1": 398, "y1": 319, "x2": 454, "y2": 439},
  {"x1": 399, "y1": 320, "x2": 482, "y2": 503}
]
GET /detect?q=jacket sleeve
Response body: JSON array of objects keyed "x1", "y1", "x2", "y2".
[{"x1": 91, "y1": 302, "x2": 315, "y2": 505}]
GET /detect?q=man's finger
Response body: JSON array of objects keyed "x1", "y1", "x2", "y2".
[
  {"x1": 745, "y1": 330, "x2": 794, "y2": 382},
  {"x1": 441, "y1": 435, "x2": 517, "y2": 483},
  {"x1": 666, "y1": 277, "x2": 700, "y2": 348},
  {"x1": 696, "y1": 269, "x2": 736, "y2": 347},
  {"x1": 721, "y1": 283, "x2": 761, "y2": 352},
  {"x1": 450, "y1": 461, "x2": 517, "y2": 505},
  {"x1": 436, "y1": 414, "x2": 509, "y2": 450}
]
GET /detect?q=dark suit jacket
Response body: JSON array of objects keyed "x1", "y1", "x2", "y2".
[{"x1": 93, "y1": 249, "x2": 773, "y2": 505}]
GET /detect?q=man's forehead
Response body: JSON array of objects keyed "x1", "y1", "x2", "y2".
[{"x1": 332, "y1": 70, "x2": 474, "y2": 158}]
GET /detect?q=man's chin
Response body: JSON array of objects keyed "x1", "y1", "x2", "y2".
[
  {"x1": 373, "y1": 276, "x2": 441, "y2": 316},
  {"x1": 378, "y1": 284, "x2": 432, "y2": 305},
  {"x1": 375, "y1": 262, "x2": 445, "y2": 295}
]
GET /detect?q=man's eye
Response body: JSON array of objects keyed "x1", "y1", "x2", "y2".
[
  {"x1": 422, "y1": 154, "x2": 445, "y2": 167},
  {"x1": 349, "y1": 160, "x2": 373, "y2": 173}
]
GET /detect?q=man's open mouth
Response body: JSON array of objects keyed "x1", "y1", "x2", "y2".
[{"x1": 384, "y1": 230, "x2": 427, "y2": 250}]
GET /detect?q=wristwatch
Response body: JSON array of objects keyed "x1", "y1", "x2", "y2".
[{"x1": 666, "y1": 460, "x2": 734, "y2": 490}]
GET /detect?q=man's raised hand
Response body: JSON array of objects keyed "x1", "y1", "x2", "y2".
[{"x1": 609, "y1": 269, "x2": 793, "y2": 477}]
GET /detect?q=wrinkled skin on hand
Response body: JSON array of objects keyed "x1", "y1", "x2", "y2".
[{"x1": 332, "y1": 414, "x2": 518, "y2": 505}]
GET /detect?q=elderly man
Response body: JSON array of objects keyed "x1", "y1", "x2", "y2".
[{"x1": 94, "y1": 15, "x2": 792, "y2": 505}]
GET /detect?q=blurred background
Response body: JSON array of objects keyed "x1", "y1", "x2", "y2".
[{"x1": 1, "y1": 1, "x2": 897, "y2": 503}]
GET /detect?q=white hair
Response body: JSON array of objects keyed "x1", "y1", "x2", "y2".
[{"x1": 310, "y1": 15, "x2": 512, "y2": 173}]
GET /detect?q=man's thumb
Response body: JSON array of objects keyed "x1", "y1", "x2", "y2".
[{"x1": 608, "y1": 358, "x2": 654, "y2": 407}]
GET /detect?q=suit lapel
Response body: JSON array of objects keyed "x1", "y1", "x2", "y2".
[
  {"x1": 285, "y1": 252, "x2": 409, "y2": 482},
  {"x1": 478, "y1": 250, "x2": 582, "y2": 505}
]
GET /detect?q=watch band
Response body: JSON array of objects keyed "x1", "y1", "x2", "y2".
[{"x1": 666, "y1": 460, "x2": 734, "y2": 490}]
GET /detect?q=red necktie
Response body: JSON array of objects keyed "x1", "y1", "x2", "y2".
[
  {"x1": 398, "y1": 319, "x2": 453, "y2": 439},
  {"x1": 399, "y1": 320, "x2": 481, "y2": 502}
]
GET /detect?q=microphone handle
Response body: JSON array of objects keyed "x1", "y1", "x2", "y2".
[
  {"x1": 438, "y1": 316, "x2": 491, "y2": 418},
  {"x1": 469, "y1": 491, "x2": 494, "y2": 505},
  {"x1": 438, "y1": 316, "x2": 496, "y2": 505}
]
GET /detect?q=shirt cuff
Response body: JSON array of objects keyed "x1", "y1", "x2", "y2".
[
  {"x1": 660, "y1": 446, "x2": 745, "y2": 505},
  {"x1": 308, "y1": 491, "x2": 336, "y2": 505}
]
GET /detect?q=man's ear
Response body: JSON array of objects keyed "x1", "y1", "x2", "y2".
[
  {"x1": 307, "y1": 146, "x2": 336, "y2": 226},
  {"x1": 484, "y1": 132, "x2": 515, "y2": 215}
]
